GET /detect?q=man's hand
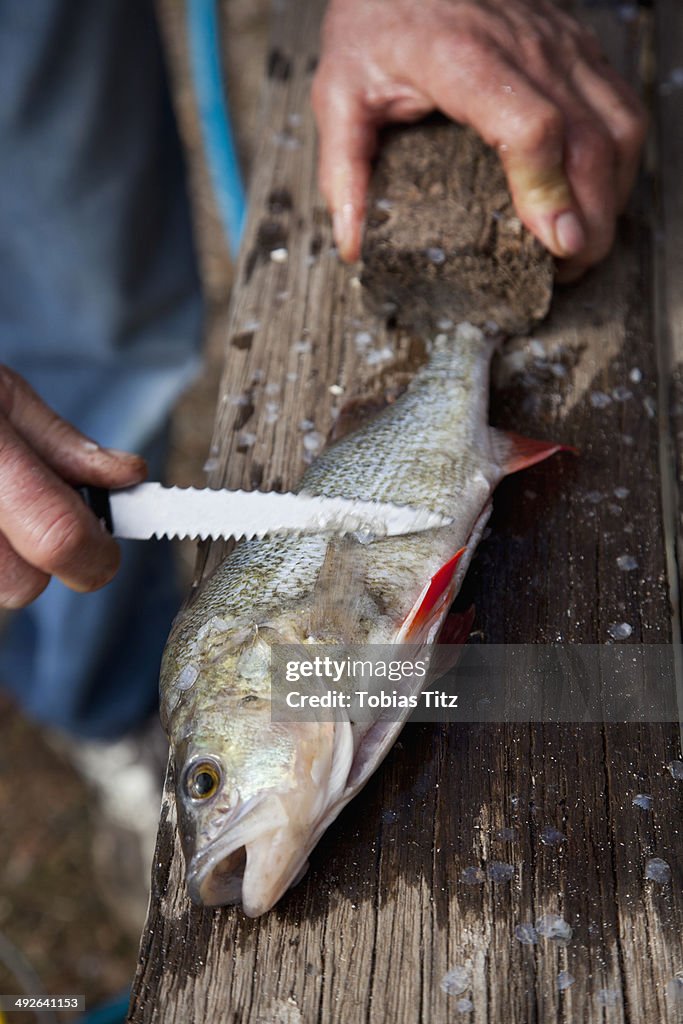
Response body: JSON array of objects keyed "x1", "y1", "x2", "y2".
[
  {"x1": 0, "y1": 366, "x2": 147, "y2": 608},
  {"x1": 312, "y1": 0, "x2": 647, "y2": 280}
]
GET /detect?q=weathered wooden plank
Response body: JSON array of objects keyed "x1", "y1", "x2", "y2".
[
  {"x1": 128, "y1": 2, "x2": 683, "y2": 1021},
  {"x1": 361, "y1": 118, "x2": 553, "y2": 336},
  {"x1": 655, "y1": 0, "x2": 683, "y2": 752},
  {"x1": 476, "y1": 9, "x2": 683, "y2": 1022}
]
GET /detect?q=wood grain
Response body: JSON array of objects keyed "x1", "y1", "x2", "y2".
[
  {"x1": 655, "y1": 0, "x2": 683, "y2": 753},
  {"x1": 128, "y1": 2, "x2": 683, "y2": 1021}
]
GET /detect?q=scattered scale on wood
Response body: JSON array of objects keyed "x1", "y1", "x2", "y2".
[
  {"x1": 128, "y1": 1, "x2": 683, "y2": 1021},
  {"x1": 361, "y1": 117, "x2": 553, "y2": 336}
]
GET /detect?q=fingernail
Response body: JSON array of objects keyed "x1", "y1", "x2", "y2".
[
  {"x1": 332, "y1": 203, "x2": 358, "y2": 261},
  {"x1": 102, "y1": 446, "x2": 142, "y2": 461},
  {"x1": 82, "y1": 439, "x2": 137, "y2": 460},
  {"x1": 554, "y1": 211, "x2": 585, "y2": 257}
]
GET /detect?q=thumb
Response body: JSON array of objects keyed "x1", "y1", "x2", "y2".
[{"x1": 312, "y1": 80, "x2": 377, "y2": 261}]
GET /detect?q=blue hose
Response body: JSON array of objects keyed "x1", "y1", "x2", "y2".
[
  {"x1": 186, "y1": 0, "x2": 247, "y2": 258},
  {"x1": 73, "y1": 12, "x2": 245, "y2": 1024}
]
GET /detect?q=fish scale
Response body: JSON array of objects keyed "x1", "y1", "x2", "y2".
[{"x1": 160, "y1": 321, "x2": 566, "y2": 915}]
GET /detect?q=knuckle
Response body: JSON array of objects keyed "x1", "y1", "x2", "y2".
[
  {"x1": 570, "y1": 121, "x2": 615, "y2": 172},
  {"x1": 519, "y1": 28, "x2": 552, "y2": 68},
  {"x1": 515, "y1": 107, "x2": 564, "y2": 154},
  {"x1": 438, "y1": 28, "x2": 485, "y2": 67},
  {"x1": 33, "y1": 509, "x2": 92, "y2": 573}
]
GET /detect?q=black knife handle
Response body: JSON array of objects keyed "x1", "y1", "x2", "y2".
[{"x1": 76, "y1": 486, "x2": 113, "y2": 533}]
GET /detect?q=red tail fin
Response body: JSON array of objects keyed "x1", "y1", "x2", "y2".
[{"x1": 490, "y1": 428, "x2": 576, "y2": 476}]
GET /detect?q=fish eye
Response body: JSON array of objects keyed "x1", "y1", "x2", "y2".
[{"x1": 185, "y1": 759, "x2": 222, "y2": 801}]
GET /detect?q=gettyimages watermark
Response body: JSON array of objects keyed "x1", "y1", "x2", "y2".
[{"x1": 270, "y1": 644, "x2": 682, "y2": 723}]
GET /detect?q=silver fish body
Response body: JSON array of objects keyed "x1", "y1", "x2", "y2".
[{"x1": 160, "y1": 323, "x2": 561, "y2": 915}]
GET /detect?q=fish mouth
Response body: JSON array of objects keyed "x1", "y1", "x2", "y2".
[
  {"x1": 189, "y1": 843, "x2": 248, "y2": 901},
  {"x1": 188, "y1": 843, "x2": 248, "y2": 907},
  {"x1": 185, "y1": 798, "x2": 311, "y2": 916}
]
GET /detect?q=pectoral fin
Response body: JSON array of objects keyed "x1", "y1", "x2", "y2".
[{"x1": 399, "y1": 548, "x2": 466, "y2": 643}]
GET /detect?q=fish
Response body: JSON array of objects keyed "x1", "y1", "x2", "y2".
[{"x1": 160, "y1": 322, "x2": 567, "y2": 916}]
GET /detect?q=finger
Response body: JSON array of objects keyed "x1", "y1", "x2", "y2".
[
  {"x1": 553, "y1": 113, "x2": 619, "y2": 278},
  {"x1": 0, "y1": 414, "x2": 121, "y2": 593},
  {"x1": 0, "y1": 530, "x2": 49, "y2": 609},
  {"x1": 491, "y1": 64, "x2": 619, "y2": 275},
  {"x1": 0, "y1": 366, "x2": 147, "y2": 487},
  {"x1": 488, "y1": 49, "x2": 622, "y2": 275},
  {"x1": 569, "y1": 58, "x2": 647, "y2": 210},
  {"x1": 312, "y1": 74, "x2": 377, "y2": 261},
  {"x1": 422, "y1": 43, "x2": 585, "y2": 259}
]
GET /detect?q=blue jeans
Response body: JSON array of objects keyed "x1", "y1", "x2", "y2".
[{"x1": 0, "y1": 1, "x2": 203, "y2": 737}]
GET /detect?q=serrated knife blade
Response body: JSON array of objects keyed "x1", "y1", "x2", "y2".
[{"x1": 81, "y1": 483, "x2": 452, "y2": 541}]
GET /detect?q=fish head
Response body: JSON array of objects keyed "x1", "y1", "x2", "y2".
[{"x1": 170, "y1": 628, "x2": 353, "y2": 916}]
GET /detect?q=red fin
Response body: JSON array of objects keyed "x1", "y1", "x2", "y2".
[
  {"x1": 490, "y1": 428, "x2": 577, "y2": 476},
  {"x1": 438, "y1": 605, "x2": 475, "y2": 645},
  {"x1": 429, "y1": 607, "x2": 475, "y2": 680},
  {"x1": 401, "y1": 548, "x2": 466, "y2": 642}
]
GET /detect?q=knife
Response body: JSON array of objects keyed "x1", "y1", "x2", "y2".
[{"x1": 79, "y1": 483, "x2": 452, "y2": 541}]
